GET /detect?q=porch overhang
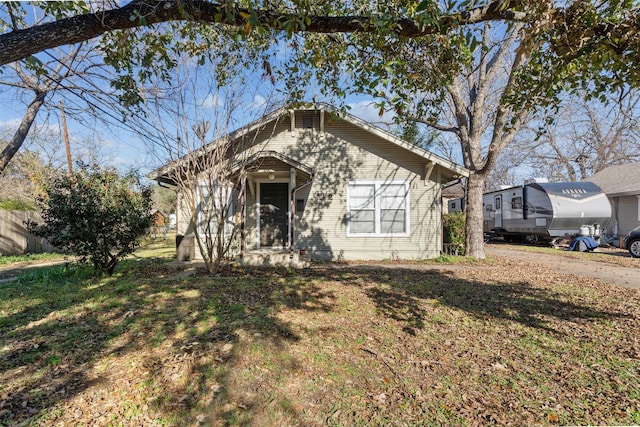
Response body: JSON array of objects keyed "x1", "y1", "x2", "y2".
[
  {"x1": 229, "y1": 150, "x2": 315, "y2": 182},
  {"x1": 230, "y1": 151, "x2": 315, "y2": 259}
]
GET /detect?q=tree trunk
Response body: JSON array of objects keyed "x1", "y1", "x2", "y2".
[
  {"x1": 106, "y1": 253, "x2": 119, "y2": 275},
  {"x1": 0, "y1": 91, "x2": 46, "y2": 174},
  {"x1": 465, "y1": 172, "x2": 487, "y2": 258}
]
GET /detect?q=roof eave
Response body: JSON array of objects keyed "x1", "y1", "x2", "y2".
[
  {"x1": 147, "y1": 102, "x2": 470, "y2": 182},
  {"x1": 606, "y1": 190, "x2": 640, "y2": 197}
]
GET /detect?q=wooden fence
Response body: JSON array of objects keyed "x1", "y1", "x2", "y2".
[{"x1": 0, "y1": 210, "x2": 55, "y2": 255}]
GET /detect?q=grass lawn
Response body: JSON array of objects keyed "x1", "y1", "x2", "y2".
[
  {"x1": 0, "y1": 252, "x2": 66, "y2": 267},
  {"x1": 0, "y1": 238, "x2": 639, "y2": 426}
]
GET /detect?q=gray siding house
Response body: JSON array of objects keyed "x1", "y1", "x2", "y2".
[
  {"x1": 149, "y1": 104, "x2": 468, "y2": 263},
  {"x1": 586, "y1": 162, "x2": 640, "y2": 237}
]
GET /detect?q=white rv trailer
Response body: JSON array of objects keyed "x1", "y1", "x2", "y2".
[{"x1": 483, "y1": 181, "x2": 612, "y2": 242}]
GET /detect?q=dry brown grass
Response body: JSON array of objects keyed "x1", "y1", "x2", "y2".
[{"x1": 1, "y1": 243, "x2": 639, "y2": 426}]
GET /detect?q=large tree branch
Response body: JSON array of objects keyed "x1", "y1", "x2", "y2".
[
  {"x1": 0, "y1": 91, "x2": 47, "y2": 174},
  {"x1": 421, "y1": 120, "x2": 459, "y2": 134},
  {"x1": 0, "y1": 0, "x2": 528, "y2": 66}
]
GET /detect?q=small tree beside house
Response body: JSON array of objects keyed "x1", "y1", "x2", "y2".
[
  {"x1": 34, "y1": 164, "x2": 154, "y2": 275},
  {"x1": 157, "y1": 120, "x2": 246, "y2": 275}
]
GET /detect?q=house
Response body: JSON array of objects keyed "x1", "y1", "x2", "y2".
[
  {"x1": 585, "y1": 162, "x2": 640, "y2": 237},
  {"x1": 151, "y1": 209, "x2": 167, "y2": 227},
  {"x1": 150, "y1": 209, "x2": 168, "y2": 238},
  {"x1": 442, "y1": 181, "x2": 465, "y2": 214},
  {"x1": 148, "y1": 104, "x2": 468, "y2": 264}
]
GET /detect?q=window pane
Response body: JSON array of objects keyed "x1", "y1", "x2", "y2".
[
  {"x1": 198, "y1": 184, "x2": 235, "y2": 239},
  {"x1": 381, "y1": 209, "x2": 405, "y2": 233},
  {"x1": 350, "y1": 210, "x2": 375, "y2": 233},
  {"x1": 511, "y1": 197, "x2": 522, "y2": 209},
  {"x1": 349, "y1": 184, "x2": 375, "y2": 209},
  {"x1": 381, "y1": 184, "x2": 405, "y2": 209},
  {"x1": 381, "y1": 184, "x2": 404, "y2": 195},
  {"x1": 381, "y1": 194, "x2": 405, "y2": 209}
]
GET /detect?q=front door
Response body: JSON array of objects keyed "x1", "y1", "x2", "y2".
[{"x1": 260, "y1": 182, "x2": 289, "y2": 247}]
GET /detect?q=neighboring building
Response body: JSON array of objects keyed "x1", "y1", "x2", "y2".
[
  {"x1": 151, "y1": 209, "x2": 168, "y2": 238},
  {"x1": 148, "y1": 104, "x2": 468, "y2": 263},
  {"x1": 151, "y1": 210, "x2": 167, "y2": 227},
  {"x1": 585, "y1": 162, "x2": 640, "y2": 237},
  {"x1": 442, "y1": 181, "x2": 465, "y2": 214}
]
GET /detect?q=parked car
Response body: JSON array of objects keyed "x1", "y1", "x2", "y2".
[{"x1": 623, "y1": 226, "x2": 640, "y2": 258}]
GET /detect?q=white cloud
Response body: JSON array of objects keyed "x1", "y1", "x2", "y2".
[
  {"x1": 0, "y1": 118, "x2": 22, "y2": 130},
  {"x1": 249, "y1": 95, "x2": 268, "y2": 110},
  {"x1": 200, "y1": 94, "x2": 220, "y2": 108},
  {"x1": 347, "y1": 100, "x2": 396, "y2": 131}
]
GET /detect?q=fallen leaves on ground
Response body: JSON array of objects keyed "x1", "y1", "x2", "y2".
[{"x1": 0, "y1": 253, "x2": 639, "y2": 426}]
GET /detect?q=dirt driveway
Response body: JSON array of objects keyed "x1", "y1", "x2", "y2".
[{"x1": 484, "y1": 244, "x2": 640, "y2": 289}]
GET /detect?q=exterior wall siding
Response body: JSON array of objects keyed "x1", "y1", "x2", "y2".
[
  {"x1": 239, "y1": 111, "x2": 443, "y2": 260},
  {"x1": 177, "y1": 110, "x2": 449, "y2": 261},
  {"x1": 177, "y1": 185, "x2": 245, "y2": 260},
  {"x1": 176, "y1": 190, "x2": 192, "y2": 236},
  {"x1": 618, "y1": 196, "x2": 640, "y2": 236}
]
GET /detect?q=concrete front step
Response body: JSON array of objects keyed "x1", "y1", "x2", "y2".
[{"x1": 237, "y1": 250, "x2": 311, "y2": 268}]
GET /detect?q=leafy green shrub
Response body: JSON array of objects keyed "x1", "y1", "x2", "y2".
[
  {"x1": 443, "y1": 212, "x2": 466, "y2": 255},
  {"x1": 34, "y1": 164, "x2": 154, "y2": 275}
]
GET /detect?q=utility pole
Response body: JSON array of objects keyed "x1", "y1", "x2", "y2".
[{"x1": 60, "y1": 100, "x2": 73, "y2": 175}]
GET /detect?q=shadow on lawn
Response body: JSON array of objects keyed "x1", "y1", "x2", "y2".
[
  {"x1": 0, "y1": 260, "x2": 631, "y2": 425},
  {"x1": 306, "y1": 265, "x2": 631, "y2": 337},
  {"x1": 0, "y1": 258, "x2": 335, "y2": 425}
]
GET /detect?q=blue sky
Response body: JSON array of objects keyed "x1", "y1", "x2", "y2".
[
  {"x1": 0, "y1": 3, "x2": 418, "y2": 180},
  {"x1": 0, "y1": 2, "x2": 414, "y2": 181},
  {"x1": 0, "y1": 98, "x2": 150, "y2": 171},
  {"x1": 0, "y1": 86, "x2": 398, "y2": 178}
]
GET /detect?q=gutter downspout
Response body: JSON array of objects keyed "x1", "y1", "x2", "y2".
[
  {"x1": 289, "y1": 176, "x2": 314, "y2": 258},
  {"x1": 614, "y1": 198, "x2": 619, "y2": 237}
]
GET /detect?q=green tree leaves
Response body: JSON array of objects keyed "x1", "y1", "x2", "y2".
[{"x1": 35, "y1": 164, "x2": 154, "y2": 275}]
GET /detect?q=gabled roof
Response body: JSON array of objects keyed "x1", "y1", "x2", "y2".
[
  {"x1": 442, "y1": 181, "x2": 465, "y2": 199},
  {"x1": 229, "y1": 150, "x2": 315, "y2": 176},
  {"x1": 585, "y1": 162, "x2": 640, "y2": 197},
  {"x1": 311, "y1": 103, "x2": 469, "y2": 178},
  {"x1": 148, "y1": 103, "x2": 468, "y2": 184}
]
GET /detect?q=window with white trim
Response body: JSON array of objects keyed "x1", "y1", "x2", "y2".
[
  {"x1": 197, "y1": 182, "x2": 234, "y2": 239},
  {"x1": 347, "y1": 181, "x2": 409, "y2": 236}
]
